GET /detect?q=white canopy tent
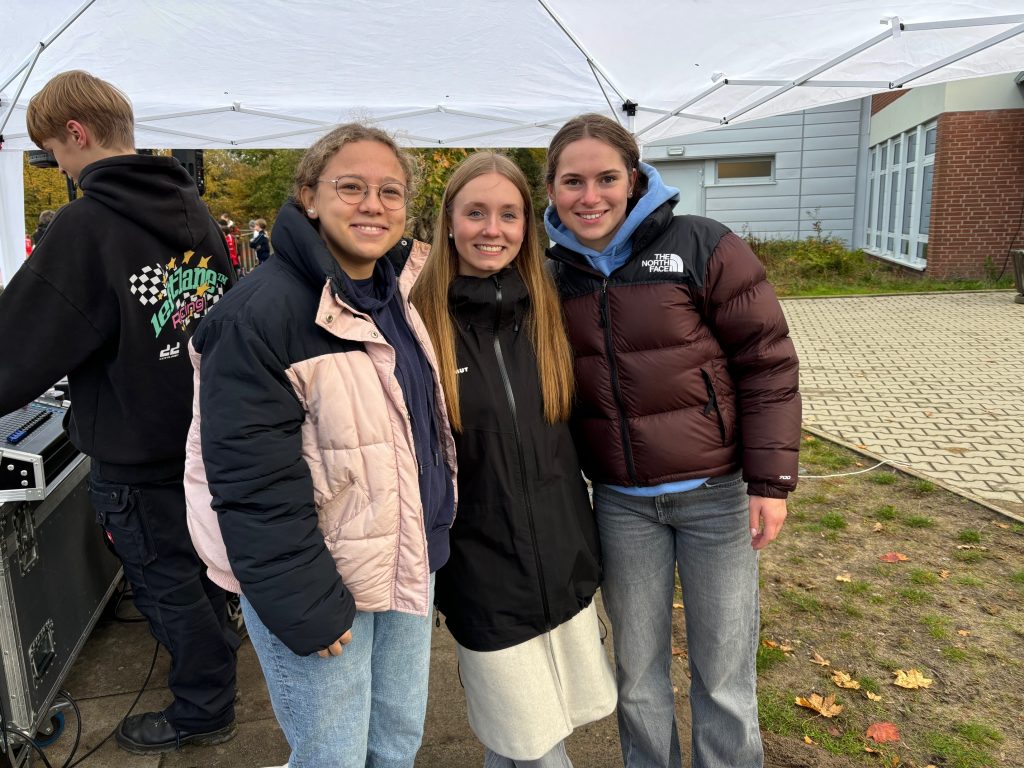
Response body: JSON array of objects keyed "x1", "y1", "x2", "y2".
[{"x1": 2, "y1": 0, "x2": 1023, "y2": 284}]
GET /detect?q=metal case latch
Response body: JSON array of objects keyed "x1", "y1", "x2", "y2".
[
  {"x1": 14, "y1": 504, "x2": 39, "y2": 575},
  {"x1": 29, "y1": 619, "x2": 56, "y2": 684}
]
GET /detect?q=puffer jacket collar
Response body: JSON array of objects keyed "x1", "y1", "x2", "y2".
[{"x1": 272, "y1": 198, "x2": 425, "y2": 312}]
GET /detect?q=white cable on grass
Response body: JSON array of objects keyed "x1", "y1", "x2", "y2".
[{"x1": 799, "y1": 458, "x2": 915, "y2": 479}]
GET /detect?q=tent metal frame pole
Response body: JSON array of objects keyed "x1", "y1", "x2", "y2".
[
  {"x1": 726, "y1": 79, "x2": 891, "y2": 88},
  {"x1": 442, "y1": 115, "x2": 576, "y2": 144},
  {"x1": 135, "y1": 124, "x2": 229, "y2": 144},
  {"x1": 137, "y1": 106, "x2": 235, "y2": 123},
  {"x1": 893, "y1": 21, "x2": 1024, "y2": 87},
  {"x1": 723, "y1": 28, "x2": 892, "y2": 124},
  {"x1": 0, "y1": 43, "x2": 44, "y2": 138},
  {"x1": 634, "y1": 80, "x2": 728, "y2": 139},
  {"x1": 437, "y1": 107, "x2": 527, "y2": 126},
  {"x1": 537, "y1": 0, "x2": 633, "y2": 125},
  {"x1": 0, "y1": 0, "x2": 96, "y2": 95},
  {"x1": 635, "y1": 106, "x2": 720, "y2": 123},
  {"x1": 903, "y1": 14, "x2": 1024, "y2": 31},
  {"x1": 235, "y1": 107, "x2": 330, "y2": 126}
]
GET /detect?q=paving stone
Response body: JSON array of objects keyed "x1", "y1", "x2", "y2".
[{"x1": 783, "y1": 292, "x2": 1024, "y2": 512}]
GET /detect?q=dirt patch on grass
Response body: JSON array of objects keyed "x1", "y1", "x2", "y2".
[{"x1": 672, "y1": 434, "x2": 1024, "y2": 768}]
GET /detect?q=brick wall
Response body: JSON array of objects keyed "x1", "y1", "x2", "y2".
[
  {"x1": 871, "y1": 91, "x2": 909, "y2": 114},
  {"x1": 927, "y1": 109, "x2": 1024, "y2": 279}
]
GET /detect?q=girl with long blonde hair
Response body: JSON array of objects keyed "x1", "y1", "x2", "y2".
[{"x1": 412, "y1": 151, "x2": 615, "y2": 768}]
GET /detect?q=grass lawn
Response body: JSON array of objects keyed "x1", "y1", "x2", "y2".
[
  {"x1": 671, "y1": 434, "x2": 1024, "y2": 768},
  {"x1": 748, "y1": 235, "x2": 1017, "y2": 297}
]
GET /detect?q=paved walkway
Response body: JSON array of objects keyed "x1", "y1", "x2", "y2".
[{"x1": 782, "y1": 291, "x2": 1024, "y2": 517}]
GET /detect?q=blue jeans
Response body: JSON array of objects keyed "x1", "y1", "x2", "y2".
[
  {"x1": 594, "y1": 470, "x2": 762, "y2": 768},
  {"x1": 484, "y1": 742, "x2": 572, "y2": 767},
  {"x1": 241, "y1": 576, "x2": 435, "y2": 768}
]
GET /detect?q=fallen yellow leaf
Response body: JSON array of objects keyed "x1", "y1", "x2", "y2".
[
  {"x1": 939, "y1": 570, "x2": 951, "y2": 579},
  {"x1": 803, "y1": 735, "x2": 814, "y2": 745},
  {"x1": 893, "y1": 669, "x2": 932, "y2": 689},
  {"x1": 795, "y1": 692, "x2": 843, "y2": 717},
  {"x1": 672, "y1": 602, "x2": 684, "y2": 609},
  {"x1": 810, "y1": 652, "x2": 831, "y2": 667},
  {"x1": 957, "y1": 629, "x2": 971, "y2": 637},
  {"x1": 835, "y1": 573, "x2": 852, "y2": 582},
  {"x1": 994, "y1": 522, "x2": 1009, "y2": 529},
  {"x1": 872, "y1": 522, "x2": 884, "y2": 532},
  {"x1": 865, "y1": 690, "x2": 882, "y2": 701},
  {"x1": 779, "y1": 643, "x2": 795, "y2": 654},
  {"x1": 762, "y1": 639, "x2": 779, "y2": 648},
  {"x1": 831, "y1": 671, "x2": 861, "y2": 690}
]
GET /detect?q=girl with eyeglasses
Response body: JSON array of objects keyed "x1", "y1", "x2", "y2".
[
  {"x1": 543, "y1": 114, "x2": 801, "y2": 768},
  {"x1": 185, "y1": 123, "x2": 456, "y2": 767},
  {"x1": 411, "y1": 152, "x2": 616, "y2": 768}
]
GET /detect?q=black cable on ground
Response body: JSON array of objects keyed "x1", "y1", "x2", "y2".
[
  {"x1": 64, "y1": 639, "x2": 160, "y2": 768},
  {"x1": 996, "y1": 186, "x2": 1024, "y2": 280},
  {"x1": 3, "y1": 725, "x2": 55, "y2": 768},
  {"x1": 55, "y1": 690, "x2": 82, "y2": 768}
]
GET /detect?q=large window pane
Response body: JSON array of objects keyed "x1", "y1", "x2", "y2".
[
  {"x1": 880, "y1": 145, "x2": 888, "y2": 170},
  {"x1": 888, "y1": 173, "x2": 898, "y2": 232},
  {"x1": 868, "y1": 177, "x2": 877, "y2": 234},
  {"x1": 893, "y1": 141, "x2": 901, "y2": 165},
  {"x1": 907, "y1": 134, "x2": 918, "y2": 163},
  {"x1": 919, "y1": 165, "x2": 934, "y2": 235},
  {"x1": 925, "y1": 127, "x2": 937, "y2": 155},
  {"x1": 877, "y1": 174, "x2": 886, "y2": 231},
  {"x1": 902, "y1": 168, "x2": 915, "y2": 235}
]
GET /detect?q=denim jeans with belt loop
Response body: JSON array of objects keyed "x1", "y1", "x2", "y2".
[{"x1": 594, "y1": 470, "x2": 762, "y2": 768}]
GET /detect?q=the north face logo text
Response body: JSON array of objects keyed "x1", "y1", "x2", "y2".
[{"x1": 640, "y1": 253, "x2": 685, "y2": 273}]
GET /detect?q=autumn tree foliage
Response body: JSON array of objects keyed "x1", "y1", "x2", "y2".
[{"x1": 21, "y1": 146, "x2": 550, "y2": 245}]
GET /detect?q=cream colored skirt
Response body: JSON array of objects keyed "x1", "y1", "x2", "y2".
[{"x1": 455, "y1": 600, "x2": 617, "y2": 761}]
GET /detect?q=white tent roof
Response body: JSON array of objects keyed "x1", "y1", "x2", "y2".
[{"x1": 2, "y1": 0, "x2": 1023, "y2": 281}]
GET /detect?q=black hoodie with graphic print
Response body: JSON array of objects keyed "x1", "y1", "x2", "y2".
[{"x1": 0, "y1": 154, "x2": 236, "y2": 481}]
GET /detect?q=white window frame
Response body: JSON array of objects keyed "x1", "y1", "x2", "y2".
[
  {"x1": 865, "y1": 121, "x2": 936, "y2": 270},
  {"x1": 710, "y1": 156, "x2": 775, "y2": 186}
]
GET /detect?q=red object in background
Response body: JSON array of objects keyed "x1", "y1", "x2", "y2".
[
  {"x1": 25, "y1": 236, "x2": 33, "y2": 257},
  {"x1": 225, "y1": 233, "x2": 239, "y2": 267}
]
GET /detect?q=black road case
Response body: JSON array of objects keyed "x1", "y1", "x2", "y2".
[{"x1": 0, "y1": 455, "x2": 122, "y2": 764}]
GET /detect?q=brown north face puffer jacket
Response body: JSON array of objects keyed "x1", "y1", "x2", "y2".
[{"x1": 547, "y1": 203, "x2": 801, "y2": 499}]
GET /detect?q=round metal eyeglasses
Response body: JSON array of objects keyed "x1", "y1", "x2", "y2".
[{"x1": 317, "y1": 176, "x2": 408, "y2": 210}]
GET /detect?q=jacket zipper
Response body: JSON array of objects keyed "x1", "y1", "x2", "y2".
[
  {"x1": 701, "y1": 369, "x2": 727, "y2": 444},
  {"x1": 600, "y1": 278, "x2": 639, "y2": 485},
  {"x1": 493, "y1": 275, "x2": 551, "y2": 628}
]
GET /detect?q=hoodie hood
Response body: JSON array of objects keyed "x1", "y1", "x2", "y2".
[
  {"x1": 78, "y1": 154, "x2": 214, "y2": 253},
  {"x1": 544, "y1": 162, "x2": 679, "y2": 276}
]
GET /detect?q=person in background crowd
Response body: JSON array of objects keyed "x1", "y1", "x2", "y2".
[
  {"x1": 185, "y1": 122, "x2": 455, "y2": 768},
  {"x1": 250, "y1": 217, "x2": 271, "y2": 263},
  {"x1": 32, "y1": 209, "x2": 56, "y2": 246},
  {"x1": 24, "y1": 234, "x2": 33, "y2": 257},
  {"x1": 219, "y1": 219, "x2": 239, "y2": 270},
  {"x1": 0, "y1": 69, "x2": 239, "y2": 755},
  {"x1": 412, "y1": 151, "x2": 615, "y2": 768},
  {"x1": 544, "y1": 113, "x2": 801, "y2": 768}
]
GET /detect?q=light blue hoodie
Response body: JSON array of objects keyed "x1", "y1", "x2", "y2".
[
  {"x1": 545, "y1": 162, "x2": 708, "y2": 496},
  {"x1": 544, "y1": 162, "x2": 679, "y2": 277}
]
